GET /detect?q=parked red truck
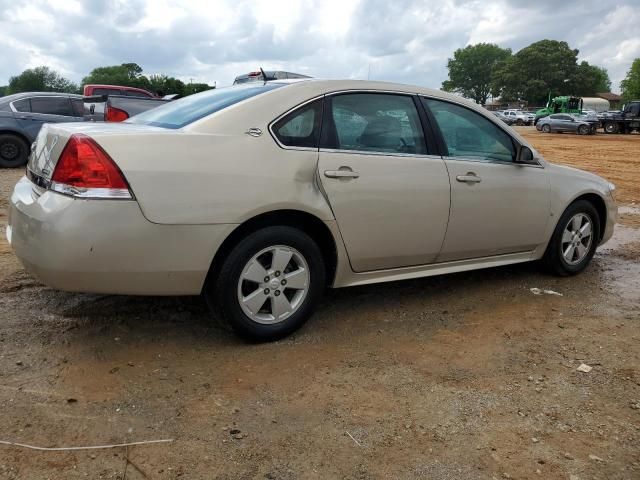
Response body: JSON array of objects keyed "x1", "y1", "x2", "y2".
[{"x1": 83, "y1": 84, "x2": 158, "y2": 98}]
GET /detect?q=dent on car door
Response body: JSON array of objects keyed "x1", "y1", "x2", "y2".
[
  {"x1": 422, "y1": 98, "x2": 550, "y2": 262},
  {"x1": 314, "y1": 92, "x2": 450, "y2": 272}
]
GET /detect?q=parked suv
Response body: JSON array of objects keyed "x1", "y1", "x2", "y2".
[
  {"x1": 503, "y1": 109, "x2": 533, "y2": 126},
  {"x1": 0, "y1": 92, "x2": 84, "y2": 167}
]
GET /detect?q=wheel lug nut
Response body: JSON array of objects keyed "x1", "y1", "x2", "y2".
[
  {"x1": 275, "y1": 271, "x2": 281, "y2": 277},
  {"x1": 274, "y1": 290, "x2": 280, "y2": 296},
  {"x1": 264, "y1": 276, "x2": 270, "y2": 283},
  {"x1": 281, "y1": 279, "x2": 287, "y2": 286},
  {"x1": 264, "y1": 288, "x2": 270, "y2": 294}
]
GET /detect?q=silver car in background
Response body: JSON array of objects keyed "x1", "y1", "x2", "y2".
[
  {"x1": 536, "y1": 113, "x2": 597, "y2": 135},
  {"x1": 8, "y1": 79, "x2": 617, "y2": 341}
]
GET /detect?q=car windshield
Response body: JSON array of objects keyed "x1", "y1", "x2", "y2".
[{"x1": 126, "y1": 83, "x2": 284, "y2": 129}]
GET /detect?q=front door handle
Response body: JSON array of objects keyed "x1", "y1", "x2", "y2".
[
  {"x1": 324, "y1": 169, "x2": 360, "y2": 179},
  {"x1": 456, "y1": 173, "x2": 481, "y2": 183}
]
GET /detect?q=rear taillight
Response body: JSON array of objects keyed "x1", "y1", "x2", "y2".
[
  {"x1": 50, "y1": 134, "x2": 132, "y2": 199},
  {"x1": 105, "y1": 105, "x2": 129, "y2": 122}
]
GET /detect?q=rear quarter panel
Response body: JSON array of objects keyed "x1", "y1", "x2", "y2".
[{"x1": 94, "y1": 131, "x2": 334, "y2": 225}]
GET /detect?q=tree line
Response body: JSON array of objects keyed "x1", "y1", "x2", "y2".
[
  {"x1": 442, "y1": 39, "x2": 639, "y2": 105},
  {"x1": 0, "y1": 63, "x2": 214, "y2": 97}
]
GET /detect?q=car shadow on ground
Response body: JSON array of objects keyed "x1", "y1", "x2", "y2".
[{"x1": 3, "y1": 257, "x2": 607, "y2": 350}]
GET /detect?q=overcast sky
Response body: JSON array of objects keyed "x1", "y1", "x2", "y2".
[{"x1": 1, "y1": 0, "x2": 638, "y2": 92}]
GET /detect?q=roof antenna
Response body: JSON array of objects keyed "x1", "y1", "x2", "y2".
[{"x1": 260, "y1": 67, "x2": 267, "y2": 84}]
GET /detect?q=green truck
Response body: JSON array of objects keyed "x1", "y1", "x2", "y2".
[{"x1": 534, "y1": 96, "x2": 583, "y2": 124}]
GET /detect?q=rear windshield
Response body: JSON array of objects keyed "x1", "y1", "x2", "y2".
[{"x1": 126, "y1": 83, "x2": 284, "y2": 129}]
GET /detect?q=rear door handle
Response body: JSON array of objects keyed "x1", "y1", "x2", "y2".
[
  {"x1": 324, "y1": 169, "x2": 360, "y2": 179},
  {"x1": 456, "y1": 173, "x2": 481, "y2": 183}
]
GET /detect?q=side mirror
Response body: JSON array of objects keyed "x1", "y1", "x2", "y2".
[{"x1": 516, "y1": 145, "x2": 537, "y2": 164}]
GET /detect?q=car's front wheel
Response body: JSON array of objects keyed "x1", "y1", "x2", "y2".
[
  {"x1": 542, "y1": 124, "x2": 551, "y2": 133},
  {"x1": 205, "y1": 226, "x2": 326, "y2": 341},
  {"x1": 578, "y1": 125, "x2": 590, "y2": 135},
  {"x1": 543, "y1": 200, "x2": 600, "y2": 276}
]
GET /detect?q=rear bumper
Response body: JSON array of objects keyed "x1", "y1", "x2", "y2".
[{"x1": 8, "y1": 176, "x2": 236, "y2": 295}]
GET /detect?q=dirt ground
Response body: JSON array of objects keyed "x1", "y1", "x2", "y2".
[{"x1": 0, "y1": 129, "x2": 639, "y2": 480}]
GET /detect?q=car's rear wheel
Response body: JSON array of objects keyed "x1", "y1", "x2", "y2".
[
  {"x1": 578, "y1": 125, "x2": 590, "y2": 135},
  {"x1": 204, "y1": 226, "x2": 326, "y2": 341},
  {"x1": 0, "y1": 134, "x2": 29, "y2": 168},
  {"x1": 543, "y1": 200, "x2": 600, "y2": 276},
  {"x1": 542, "y1": 124, "x2": 551, "y2": 133},
  {"x1": 604, "y1": 122, "x2": 619, "y2": 134}
]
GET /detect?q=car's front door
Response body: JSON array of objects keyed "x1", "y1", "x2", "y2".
[
  {"x1": 317, "y1": 92, "x2": 451, "y2": 272},
  {"x1": 422, "y1": 97, "x2": 550, "y2": 262}
]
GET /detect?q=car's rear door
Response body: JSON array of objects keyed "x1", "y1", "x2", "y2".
[
  {"x1": 19, "y1": 96, "x2": 83, "y2": 132},
  {"x1": 421, "y1": 97, "x2": 550, "y2": 262},
  {"x1": 316, "y1": 92, "x2": 450, "y2": 272}
]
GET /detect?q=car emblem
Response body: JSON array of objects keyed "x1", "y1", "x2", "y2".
[{"x1": 245, "y1": 127, "x2": 262, "y2": 137}]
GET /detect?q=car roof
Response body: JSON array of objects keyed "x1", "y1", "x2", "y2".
[{"x1": 0, "y1": 91, "x2": 82, "y2": 104}]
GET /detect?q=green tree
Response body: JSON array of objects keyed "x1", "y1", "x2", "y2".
[
  {"x1": 441, "y1": 43, "x2": 512, "y2": 105},
  {"x1": 0, "y1": 85, "x2": 7, "y2": 97},
  {"x1": 7, "y1": 66, "x2": 78, "y2": 94},
  {"x1": 81, "y1": 64, "x2": 214, "y2": 96},
  {"x1": 185, "y1": 82, "x2": 214, "y2": 95},
  {"x1": 81, "y1": 63, "x2": 150, "y2": 90},
  {"x1": 494, "y1": 40, "x2": 581, "y2": 104},
  {"x1": 572, "y1": 62, "x2": 611, "y2": 95},
  {"x1": 620, "y1": 58, "x2": 640, "y2": 101}
]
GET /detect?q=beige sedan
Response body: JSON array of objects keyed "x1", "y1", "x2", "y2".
[{"x1": 8, "y1": 79, "x2": 617, "y2": 340}]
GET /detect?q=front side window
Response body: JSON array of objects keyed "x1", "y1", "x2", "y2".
[
  {"x1": 272, "y1": 99, "x2": 322, "y2": 148},
  {"x1": 423, "y1": 98, "x2": 516, "y2": 163},
  {"x1": 322, "y1": 93, "x2": 427, "y2": 155},
  {"x1": 30, "y1": 97, "x2": 72, "y2": 116}
]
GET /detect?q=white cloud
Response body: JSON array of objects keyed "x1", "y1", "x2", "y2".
[{"x1": 0, "y1": 0, "x2": 638, "y2": 91}]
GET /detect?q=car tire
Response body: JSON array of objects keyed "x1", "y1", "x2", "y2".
[
  {"x1": 543, "y1": 200, "x2": 600, "y2": 277},
  {"x1": 603, "y1": 122, "x2": 619, "y2": 134},
  {"x1": 0, "y1": 134, "x2": 29, "y2": 168},
  {"x1": 578, "y1": 125, "x2": 589, "y2": 135},
  {"x1": 204, "y1": 226, "x2": 326, "y2": 342},
  {"x1": 542, "y1": 124, "x2": 551, "y2": 133},
  {"x1": 516, "y1": 119, "x2": 524, "y2": 126}
]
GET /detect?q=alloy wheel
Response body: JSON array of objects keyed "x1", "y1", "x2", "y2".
[
  {"x1": 237, "y1": 245, "x2": 310, "y2": 324},
  {"x1": 561, "y1": 213, "x2": 593, "y2": 265}
]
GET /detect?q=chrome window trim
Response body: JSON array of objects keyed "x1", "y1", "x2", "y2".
[
  {"x1": 442, "y1": 156, "x2": 545, "y2": 169},
  {"x1": 417, "y1": 94, "x2": 544, "y2": 168},
  {"x1": 319, "y1": 148, "x2": 442, "y2": 160}
]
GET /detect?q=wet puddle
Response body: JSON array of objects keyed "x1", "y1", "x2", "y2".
[{"x1": 598, "y1": 206, "x2": 640, "y2": 304}]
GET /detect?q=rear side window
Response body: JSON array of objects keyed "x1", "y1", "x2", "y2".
[
  {"x1": 125, "y1": 90, "x2": 152, "y2": 98},
  {"x1": 423, "y1": 98, "x2": 516, "y2": 162},
  {"x1": 272, "y1": 99, "x2": 322, "y2": 148},
  {"x1": 12, "y1": 98, "x2": 30, "y2": 112},
  {"x1": 322, "y1": 93, "x2": 427, "y2": 155},
  {"x1": 71, "y1": 98, "x2": 84, "y2": 117},
  {"x1": 30, "y1": 97, "x2": 72, "y2": 116},
  {"x1": 93, "y1": 88, "x2": 123, "y2": 96},
  {"x1": 127, "y1": 83, "x2": 284, "y2": 129}
]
